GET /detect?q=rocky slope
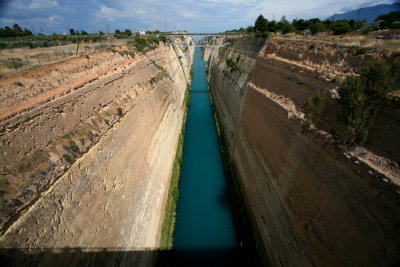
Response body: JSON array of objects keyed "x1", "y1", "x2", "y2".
[
  {"x1": 0, "y1": 36, "x2": 193, "y2": 266},
  {"x1": 204, "y1": 36, "x2": 400, "y2": 266}
]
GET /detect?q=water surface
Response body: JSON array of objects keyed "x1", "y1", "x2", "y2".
[{"x1": 172, "y1": 47, "x2": 239, "y2": 266}]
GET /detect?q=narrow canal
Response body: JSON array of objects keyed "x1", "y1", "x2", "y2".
[{"x1": 171, "y1": 47, "x2": 239, "y2": 266}]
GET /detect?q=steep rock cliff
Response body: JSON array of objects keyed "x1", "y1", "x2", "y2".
[
  {"x1": 0, "y1": 37, "x2": 194, "y2": 266},
  {"x1": 205, "y1": 36, "x2": 400, "y2": 266}
]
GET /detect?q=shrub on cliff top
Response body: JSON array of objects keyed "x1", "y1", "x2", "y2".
[
  {"x1": 159, "y1": 34, "x2": 167, "y2": 43},
  {"x1": 117, "y1": 107, "x2": 123, "y2": 117},
  {"x1": 333, "y1": 21, "x2": 352, "y2": 35},
  {"x1": 255, "y1": 15, "x2": 268, "y2": 32},
  {"x1": 303, "y1": 91, "x2": 325, "y2": 125},
  {"x1": 134, "y1": 35, "x2": 148, "y2": 52},
  {"x1": 225, "y1": 58, "x2": 243, "y2": 73},
  {"x1": 69, "y1": 140, "x2": 79, "y2": 153},
  {"x1": 335, "y1": 60, "x2": 399, "y2": 145}
]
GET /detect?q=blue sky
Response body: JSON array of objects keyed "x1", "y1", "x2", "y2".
[{"x1": 0, "y1": 0, "x2": 396, "y2": 33}]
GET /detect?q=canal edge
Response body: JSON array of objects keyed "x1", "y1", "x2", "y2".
[
  {"x1": 159, "y1": 63, "x2": 194, "y2": 251},
  {"x1": 208, "y1": 83, "x2": 266, "y2": 267}
]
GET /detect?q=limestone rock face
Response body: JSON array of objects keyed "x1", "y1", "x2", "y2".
[
  {"x1": 204, "y1": 36, "x2": 400, "y2": 266},
  {"x1": 0, "y1": 37, "x2": 194, "y2": 265}
]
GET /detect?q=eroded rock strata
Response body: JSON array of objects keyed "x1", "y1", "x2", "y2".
[
  {"x1": 0, "y1": 37, "x2": 193, "y2": 265},
  {"x1": 204, "y1": 36, "x2": 400, "y2": 266}
]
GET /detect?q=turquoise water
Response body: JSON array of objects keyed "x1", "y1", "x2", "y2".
[{"x1": 171, "y1": 47, "x2": 239, "y2": 266}]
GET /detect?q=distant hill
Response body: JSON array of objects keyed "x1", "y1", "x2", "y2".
[{"x1": 326, "y1": 3, "x2": 400, "y2": 22}]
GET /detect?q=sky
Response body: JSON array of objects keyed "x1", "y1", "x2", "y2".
[{"x1": 0, "y1": 0, "x2": 397, "y2": 34}]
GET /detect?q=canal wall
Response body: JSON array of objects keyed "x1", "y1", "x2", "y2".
[
  {"x1": 0, "y1": 37, "x2": 194, "y2": 265},
  {"x1": 204, "y1": 36, "x2": 400, "y2": 266}
]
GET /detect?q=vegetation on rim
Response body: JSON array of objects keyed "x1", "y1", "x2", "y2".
[
  {"x1": 335, "y1": 60, "x2": 400, "y2": 145},
  {"x1": 226, "y1": 10, "x2": 399, "y2": 36},
  {"x1": 160, "y1": 65, "x2": 192, "y2": 249},
  {"x1": 225, "y1": 58, "x2": 243, "y2": 73},
  {"x1": 303, "y1": 91, "x2": 325, "y2": 125}
]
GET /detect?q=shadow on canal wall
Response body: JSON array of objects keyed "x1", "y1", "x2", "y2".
[
  {"x1": 209, "y1": 92, "x2": 266, "y2": 267},
  {"x1": 204, "y1": 35, "x2": 400, "y2": 266},
  {"x1": 0, "y1": 247, "x2": 253, "y2": 267}
]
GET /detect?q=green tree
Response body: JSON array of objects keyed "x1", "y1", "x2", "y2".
[
  {"x1": 255, "y1": 14, "x2": 268, "y2": 32},
  {"x1": 323, "y1": 19, "x2": 334, "y2": 32},
  {"x1": 303, "y1": 91, "x2": 325, "y2": 124},
  {"x1": 336, "y1": 60, "x2": 400, "y2": 145},
  {"x1": 23, "y1": 28, "x2": 33, "y2": 36},
  {"x1": 124, "y1": 29, "x2": 132, "y2": 36},
  {"x1": 12, "y1": 23, "x2": 23, "y2": 33},
  {"x1": 268, "y1": 20, "x2": 277, "y2": 32},
  {"x1": 246, "y1": 25, "x2": 255, "y2": 33},
  {"x1": 292, "y1": 19, "x2": 307, "y2": 31},
  {"x1": 69, "y1": 28, "x2": 76, "y2": 35},
  {"x1": 115, "y1": 29, "x2": 121, "y2": 34},
  {"x1": 376, "y1": 11, "x2": 400, "y2": 29},
  {"x1": 282, "y1": 22, "x2": 294, "y2": 34},
  {"x1": 333, "y1": 21, "x2": 352, "y2": 35},
  {"x1": 159, "y1": 34, "x2": 167, "y2": 42}
]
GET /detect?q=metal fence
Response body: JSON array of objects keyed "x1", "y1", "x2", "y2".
[{"x1": 0, "y1": 39, "x2": 128, "y2": 76}]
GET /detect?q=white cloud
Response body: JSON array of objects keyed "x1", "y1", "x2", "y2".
[
  {"x1": 1, "y1": 0, "x2": 397, "y2": 34},
  {"x1": 49, "y1": 15, "x2": 62, "y2": 22},
  {"x1": 96, "y1": 5, "x2": 125, "y2": 21},
  {"x1": 95, "y1": 4, "x2": 152, "y2": 22},
  {"x1": 11, "y1": 0, "x2": 59, "y2": 10},
  {"x1": 180, "y1": 10, "x2": 199, "y2": 18},
  {"x1": 204, "y1": 0, "x2": 257, "y2": 5}
]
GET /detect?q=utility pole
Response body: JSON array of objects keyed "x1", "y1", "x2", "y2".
[
  {"x1": 76, "y1": 41, "x2": 80, "y2": 56},
  {"x1": 355, "y1": 7, "x2": 362, "y2": 30}
]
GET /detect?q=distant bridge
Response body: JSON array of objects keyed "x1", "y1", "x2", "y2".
[
  {"x1": 171, "y1": 43, "x2": 230, "y2": 47},
  {"x1": 164, "y1": 33, "x2": 242, "y2": 36}
]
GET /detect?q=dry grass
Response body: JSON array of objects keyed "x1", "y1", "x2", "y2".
[
  {"x1": 275, "y1": 30, "x2": 400, "y2": 54},
  {"x1": 0, "y1": 39, "x2": 127, "y2": 77}
]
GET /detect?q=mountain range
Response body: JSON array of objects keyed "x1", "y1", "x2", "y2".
[{"x1": 326, "y1": 2, "x2": 399, "y2": 22}]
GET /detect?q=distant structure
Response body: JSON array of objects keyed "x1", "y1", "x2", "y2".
[
  {"x1": 302, "y1": 29, "x2": 312, "y2": 36},
  {"x1": 359, "y1": 22, "x2": 380, "y2": 31},
  {"x1": 139, "y1": 30, "x2": 146, "y2": 35}
]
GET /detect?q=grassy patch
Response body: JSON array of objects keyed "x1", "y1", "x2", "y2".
[
  {"x1": 190, "y1": 65, "x2": 194, "y2": 81},
  {"x1": 1, "y1": 57, "x2": 25, "y2": 69},
  {"x1": 303, "y1": 91, "x2": 325, "y2": 125},
  {"x1": 159, "y1": 81, "x2": 190, "y2": 249},
  {"x1": 225, "y1": 58, "x2": 243, "y2": 73},
  {"x1": 69, "y1": 140, "x2": 79, "y2": 153},
  {"x1": 185, "y1": 85, "x2": 191, "y2": 109},
  {"x1": 355, "y1": 46, "x2": 373, "y2": 56},
  {"x1": 0, "y1": 175, "x2": 9, "y2": 186},
  {"x1": 117, "y1": 107, "x2": 123, "y2": 117},
  {"x1": 149, "y1": 71, "x2": 168, "y2": 85},
  {"x1": 62, "y1": 153, "x2": 73, "y2": 163}
]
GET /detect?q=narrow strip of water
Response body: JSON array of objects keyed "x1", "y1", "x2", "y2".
[{"x1": 171, "y1": 47, "x2": 239, "y2": 266}]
